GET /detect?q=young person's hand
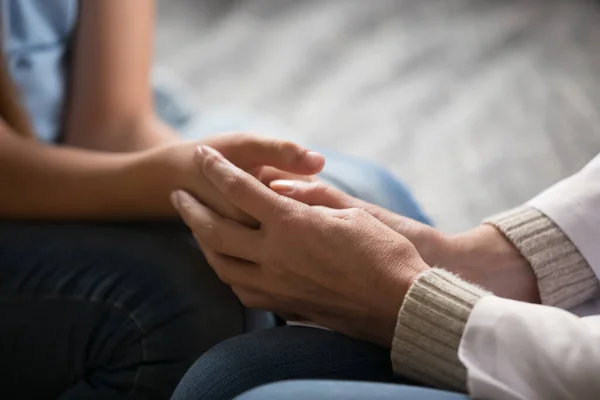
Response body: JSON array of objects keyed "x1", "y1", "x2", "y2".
[{"x1": 137, "y1": 133, "x2": 325, "y2": 225}]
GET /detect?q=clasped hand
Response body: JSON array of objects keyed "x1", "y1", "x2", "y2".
[{"x1": 171, "y1": 145, "x2": 430, "y2": 347}]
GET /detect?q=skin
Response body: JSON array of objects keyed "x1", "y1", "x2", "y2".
[
  {"x1": 173, "y1": 146, "x2": 541, "y2": 349},
  {"x1": 269, "y1": 179, "x2": 541, "y2": 304},
  {"x1": 63, "y1": 0, "x2": 173, "y2": 151},
  {"x1": 173, "y1": 146, "x2": 431, "y2": 347},
  {"x1": 0, "y1": 0, "x2": 324, "y2": 221}
]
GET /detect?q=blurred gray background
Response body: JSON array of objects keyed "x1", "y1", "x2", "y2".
[{"x1": 155, "y1": 0, "x2": 600, "y2": 232}]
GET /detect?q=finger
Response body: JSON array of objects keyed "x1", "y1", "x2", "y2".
[
  {"x1": 269, "y1": 180, "x2": 356, "y2": 209},
  {"x1": 243, "y1": 136, "x2": 325, "y2": 174},
  {"x1": 198, "y1": 145, "x2": 297, "y2": 221},
  {"x1": 171, "y1": 189, "x2": 263, "y2": 261},
  {"x1": 220, "y1": 134, "x2": 325, "y2": 174},
  {"x1": 257, "y1": 166, "x2": 318, "y2": 186},
  {"x1": 202, "y1": 246, "x2": 264, "y2": 290},
  {"x1": 311, "y1": 205, "x2": 353, "y2": 219}
]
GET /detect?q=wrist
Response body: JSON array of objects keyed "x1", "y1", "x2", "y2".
[
  {"x1": 126, "y1": 145, "x2": 185, "y2": 217},
  {"x1": 442, "y1": 225, "x2": 540, "y2": 302},
  {"x1": 141, "y1": 142, "x2": 258, "y2": 226},
  {"x1": 446, "y1": 225, "x2": 525, "y2": 270},
  {"x1": 372, "y1": 258, "x2": 430, "y2": 347},
  {"x1": 392, "y1": 268, "x2": 490, "y2": 390}
]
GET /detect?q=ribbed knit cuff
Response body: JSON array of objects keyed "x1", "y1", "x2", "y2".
[
  {"x1": 485, "y1": 205, "x2": 598, "y2": 309},
  {"x1": 391, "y1": 269, "x2": 491, "y2": 392}
]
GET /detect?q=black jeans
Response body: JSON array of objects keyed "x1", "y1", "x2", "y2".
[
  {"x1": 171, "y1": 327, "x2": 412, "y2": 400},
  {"x1": 0, "y1": 220, "x2": 245, "y2": 399}
]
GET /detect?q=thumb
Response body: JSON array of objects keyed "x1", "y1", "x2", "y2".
[{"x1": 269, "y1": 180, "x2": 356, "y2": 209}]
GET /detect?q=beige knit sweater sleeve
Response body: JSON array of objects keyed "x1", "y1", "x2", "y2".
[
  {"x1": 391, "y1": 205, "x2": 598, "y2": 392},
  {"x1": 485, "y1": 205, "x2": 598, "y2": 309}
]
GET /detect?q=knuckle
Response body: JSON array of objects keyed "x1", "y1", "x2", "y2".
[
  {"x1": 313, "y1": 181, "x2": 333, "y2": 197},
  {"x1": 276, "y1": 206, "x2": 305, "y2": 233},
  {"x1": 203, "y1": 151, "x2": 222, "y2": 170},
  {"x1": 277, "y1": 139, "x2": 298, "y2": 153},
  {"x1": 221, "y1": 172, "x2": 245, "y2": 198},
  {"x1": 277, "y1": 140, "x2": 303, "y2": 162},
  {"x1": 312, "y1": 182, "x2": 349, "y2": 206},
  {"x1": 363, "y1": 204, "x2": 383, "y2": 219},
  {"x1": 348, "y1": 207, "x2": 369, "y2": 220},
  {"x1": 194, "y1": 223, "x2": 224, "y2": 252}
]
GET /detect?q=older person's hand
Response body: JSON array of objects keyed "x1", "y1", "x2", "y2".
[
  {"x1": 270, "y1": 180, "x2": 540, "y2": 303},
  {"x1": 171, "y1": 145, "x2": 430, "y2": 347},
  {"x1": 270, "y1": 180, "x2": 448, "y2": 266}
]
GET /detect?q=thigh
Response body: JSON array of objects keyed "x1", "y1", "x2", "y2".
[
  {"x1": 236, "y1": 381, "x2": 469, "y2": 400},
  {"x1": 0, "y1": 220, "x2": 244, "y2": 399},
  {"x1": 172, "y1": 326, "x2": 409, "y2": 400}
]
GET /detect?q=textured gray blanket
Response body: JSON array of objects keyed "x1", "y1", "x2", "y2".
[{"x1": 156, "y1": 0, "x2": 600, "y2": 231}]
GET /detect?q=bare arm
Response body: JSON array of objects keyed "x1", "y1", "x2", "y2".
[
  {"x1": 0, "y1": 0, "x2": 205, "y2": 219},
  {"x1": 0, "y1": 0, "x2": 324, "y2": 220},
  {"x1": 0, "y1": 123, "x2": 323, "y2": 221},
  {"x1": 62, "y1": 0, "x2": 178, "y2": 151},
  {"x1": 0, "y1": 121, "x2": 182, "y2": 219}
]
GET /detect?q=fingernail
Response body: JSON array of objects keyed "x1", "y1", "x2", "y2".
[
  {"x1": 170, "y1": 190, "x2": 182, "y2": 211},
  {"x1": 202, "y1": 145, "x2": 237, "y2": 172},
  {"x1": 304, "y1": 151, "x2": 325, "y2": 170},
  {"x1": 196, "y1": 145, "x2": 224, "y2": 164},
  {"x1": 194, "y1": 146, "x2": 204, "y2": 163},
  {"x1": 202, "y1": 145, "x2": 223, "y2": 159},
  {"x1": 171, "y1": 190, "x2": 196, "y2": 211},
  {"x1": 270, "y1": 180, "x2": 298, "y2": 194}
]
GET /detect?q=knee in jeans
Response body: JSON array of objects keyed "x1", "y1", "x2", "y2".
[
  {"x1": 92, "y1": 257, "x2": 247, "y2": 397},
  {"x1": 172, "y1": 327, "x2": 396, "y2": 400},
  {"x1": 172, "y1": 334, "x2": 263, "y2": 400},
  {"x1": 79, "y1": 250, "x2": 242, "y2": 394}
]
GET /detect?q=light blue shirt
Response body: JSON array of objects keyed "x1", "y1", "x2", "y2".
[{"x1": 1, "y1": 0, "x2": 78, "y2": 143}]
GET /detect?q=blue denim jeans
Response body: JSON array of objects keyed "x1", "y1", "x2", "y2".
[{"x1": 237, "y1": 381, "x2": 468, "y2": 400}]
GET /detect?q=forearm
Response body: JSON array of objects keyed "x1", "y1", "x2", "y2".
[
  {"x1": 0, "y1": 131, "x2": 176, "y2": 219},
  {"x1": 63, "y1": 113, "x2": 180, "y2": 152}
]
